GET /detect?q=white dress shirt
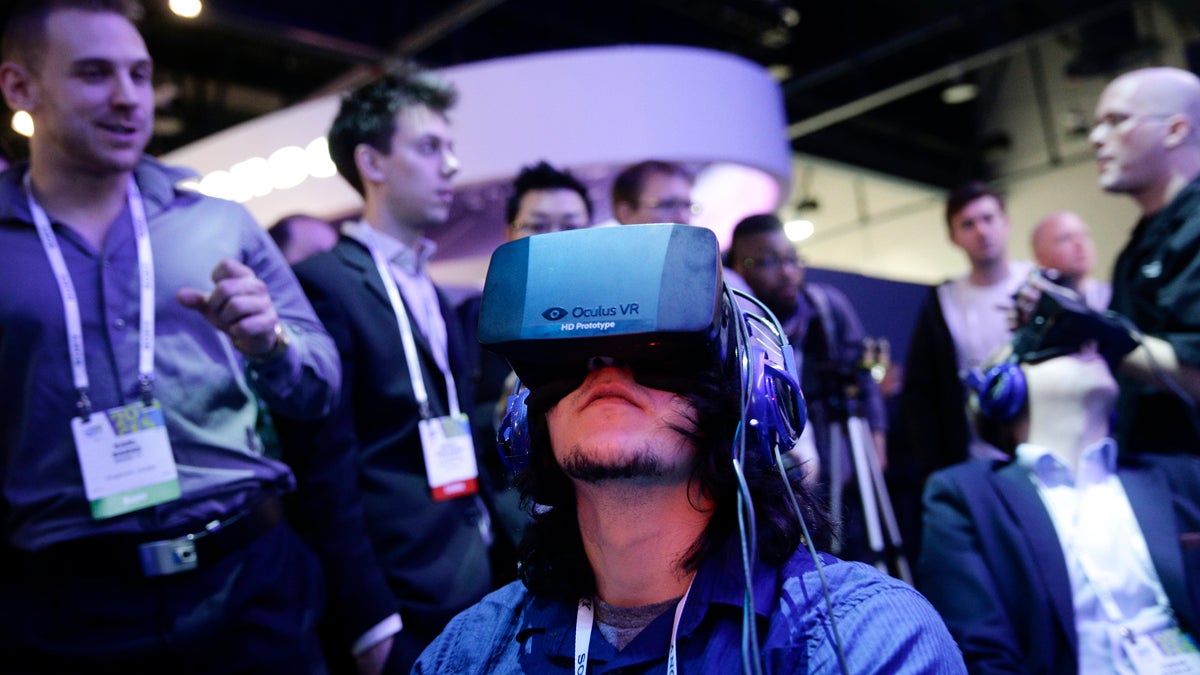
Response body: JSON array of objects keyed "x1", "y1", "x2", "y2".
[{"x1": 1016, "y1": 439, "x2": 1176, "y2": 675}]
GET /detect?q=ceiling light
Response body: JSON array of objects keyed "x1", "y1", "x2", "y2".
[
  {"x1": 784, "y1": 218, "x2": 813, "y2": 242},
  {"x1": 154, "y1": 115, "x2": 185, "y2": 136},
  {"x1": 169, "y1": 0, "x2": 203, "y2": 19},
  {"x1": 768, "y1": 64, "x2": 793, "y2": 82},
  {"x1": 11, "y1": 111, "x2": 33, "y2": 137},
  {"x1": 941, "y1": 82, "x2": 978, "y2": 105}
]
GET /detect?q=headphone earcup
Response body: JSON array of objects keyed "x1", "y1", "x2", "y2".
[
  {"x1": 968, "y1": 362, "x2": 1027, "y2": 422},
  {"x1": 742, "y1": 326, "x2": 807, "y2": 461},
  {"x1": 498, "y1": 386, "x2": 531, "y2": 474}
]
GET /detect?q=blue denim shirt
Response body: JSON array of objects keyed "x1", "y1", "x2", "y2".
[
  {"x1": 415, "y1": 544, "x2": 965, "y2": 673},
  {"x1": 0, "y1": 158, "x2": 341, "y2": 549}
]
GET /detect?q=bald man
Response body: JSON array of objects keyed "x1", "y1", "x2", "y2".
[
  {"x1": 1031, "y1": 210, "x2": 1110, "y2": 310},
  {"x1": 1087, "y1": 66, "x2": 1200, "y2": 454}
]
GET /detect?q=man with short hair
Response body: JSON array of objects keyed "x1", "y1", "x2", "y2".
[
  {"x1": 729, "y1": 214, "x2": 888, "y2": 562},
  {"x1": 505, "y1": 160, "x2": 592, "y2": 239},
  {"x1": 611, "y1": 159, "x2": 698, "y2": 225},
  {"x1": 269, "y1": 213, "x2": 340, "y2": 265},
  {"x1": 900, "y1": 182, "x2": 1035, "y2": 477},
  {"x1": 462, "y1": 160, "x2": 596, "y2": 572},
  {"x1": 612, "y1": 158, "x2": 755, "y2": 294},
  {"x1": 415, "y1": 224, "x2": 964, "y2": 673},
  {"x1": 1030, "y1": 210, "x2": 1111, "y2": 310},
  {"x1": 0, "y1": 0, "x2": 340, "y2": 671},
  {"x1": 920, "y1": 331, "x2": 1200, "y2": 672},
  {"x1": 1086, "y1": 66, "x2": 1200, "y2": 455},
  {"x1": 469, "y1": 159, "x2": 593, "y2": 428},
  {"x1": 274, "y1": 64, "x2": 494, "y2": 674}
]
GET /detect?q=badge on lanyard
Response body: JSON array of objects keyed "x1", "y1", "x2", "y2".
[
  {"x1": 1123, "y1": 626, "x2": 1200, "y2": 674},
  {"x1": 27, "y1": 172, "x2": 181, "y2": 520},
  {"x1": 419, "y1": 413, "x2": 479, "y2": 501},
  {"x1": 71, "y1": 401, "x2": 181, "y2": 519},
  {"x1": 361, "y1": 226, "x2": 478, "y2": 502}
]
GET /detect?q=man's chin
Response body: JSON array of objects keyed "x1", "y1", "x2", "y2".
[{"x1": 560, "y1": 449, "x2": 678, "y2": 485}]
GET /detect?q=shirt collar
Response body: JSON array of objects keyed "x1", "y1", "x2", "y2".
[
  {"x1": 342, "y1": 219, "x2": 437, "y2": 276},
  {"x1": 0, "y1": 157, "x2": 194, "y2": 225},
  {"x1": 518, "y1": 533, "x2": 779, "y2": 665},
  {"x1": 1015, "y1": 437, "x2": 1117, "y2": 488}
]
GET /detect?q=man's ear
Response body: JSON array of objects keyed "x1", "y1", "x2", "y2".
[
  {"x1": 353, "y1": 143, "x2": 385, "y2": 187},
  {"x1": 0, "y1": 62, "x2": 37, "y2": 113},
  {"x1": 1163, "y1": 114, "x2": 1192, "y2": 150}
]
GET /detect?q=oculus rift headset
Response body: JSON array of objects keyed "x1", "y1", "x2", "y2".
[
  {"x1": 965, "y1": 278, "x2": 1138, "y2": 422},
  {"x1": 478, "y1": 223, "x2": 807, "y2": 473}
]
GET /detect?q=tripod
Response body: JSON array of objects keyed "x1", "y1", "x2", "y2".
[{"x1": 825, "y1": 387, "x2": 912, "y2": 584}]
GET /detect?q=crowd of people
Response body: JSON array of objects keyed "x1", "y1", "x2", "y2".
[{"x1": 1, "y1": 0, "x2": 1198, "y2": 673}]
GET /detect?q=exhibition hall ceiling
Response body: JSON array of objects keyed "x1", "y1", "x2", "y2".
[{"x1": 1, "y1": 0, "x2": 1193, "y2": 190}]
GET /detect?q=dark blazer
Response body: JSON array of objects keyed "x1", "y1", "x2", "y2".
[
  {"x1": 276, "y1": 236, "x2": 492, "y2": 654},
  {"x1": 899, "y1": 285, "x2": 970, "y2": 479},
  {"x1": 918, "y1": 453, "x2": 1200, "y2": 674}
]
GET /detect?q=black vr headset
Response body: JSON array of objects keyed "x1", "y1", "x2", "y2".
[{"x1": 478, "y1": 223, "x2": 807, "y2": 473}]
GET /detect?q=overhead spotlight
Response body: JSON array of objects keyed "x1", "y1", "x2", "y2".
[
  {"x1": 941, "y1": 81, "x2": 978, "y2": 105},
  {"x1": 11, "y1": 111, "x2": 33, "y2": 137},
  {"x1": 154, "y1": 115, "x2": 185, "y2": 137},
  {"x1": 768, "y1": 64, "x2": 793, "y2": 82},
  {"x1": 760, "y1": 27, "x2": 790, "y2": 49},
  {"x1": 783, "y1": 218, "x2": 814, "y2": 242},
  {"x1": 780, "y1": 7, "x2": 801, "y2": 27},
  {"x1": 169, "y1": 0, "x2": 203, "y2": 19}
]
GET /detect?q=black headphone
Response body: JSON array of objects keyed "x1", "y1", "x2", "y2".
[
  {"x1": 964, "y1": 360, "x2": 1027, "y2": 422},
  {"x1": 497, "y1": 286, "x2": 807, "y2": 473}
]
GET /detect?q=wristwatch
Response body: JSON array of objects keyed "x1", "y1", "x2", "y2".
[{"x1": 248, "y1": 323, "x2": 290, "y2": 364}]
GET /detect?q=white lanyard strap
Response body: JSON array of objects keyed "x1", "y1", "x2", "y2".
[
  {"x1": 574, "y1": 582, "x2": 693, "y2": 674},
  {"x1": 1067, "y1": 533, "x2": 1171, "y2": 627},
  {"x1": 362, "y1": 229, "x2": 459, "y2": 419},
  {"x1": 666, "y1": 584, "x2": 692, "y2": 675},
  {"x1": 25, "y1": 172, "x2": 155, "y2": 415},
  {"x1": 575, "y1": 597, "x2": 594, "y2": 674}
]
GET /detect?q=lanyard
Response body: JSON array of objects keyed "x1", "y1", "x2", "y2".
[
  {"x1": 362, "y1": 227, "x2": 460, "y2": 420},
  {"x1": 1063, "y1": 510, "x2": 1171, "y2": 626},
  {"x1": 575, "y1": 582, "x2": 693, "y2": 674},
  {"x1": 26, "y1": 172, "x2": 156, "y2": 416}
]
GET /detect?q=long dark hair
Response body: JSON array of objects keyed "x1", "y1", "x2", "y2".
[{"x1": 515, "y1": 368, "x2": 831, "y2": 602}]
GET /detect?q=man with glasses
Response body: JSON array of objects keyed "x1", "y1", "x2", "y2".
[
  {"x1": 460, "y1": 160, "x2": 596, "y2": 574},
  {"x1": 1082, "y1": 66, "x2": 1200, "y2": 456},
  {"x1": 506, "y1": 160, "x2": 592, "y2": 238},
  {"x1": 611, "y1": 159, "x2": 699, "y2": 225},
  {"x1": 612, "y1": 159, "x2": 755, "y2": 295},
  {"x1": 729, "y1": 214, "x2": 887, "y2": 562}
]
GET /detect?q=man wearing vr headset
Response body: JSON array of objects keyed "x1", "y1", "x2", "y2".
[
  {"x1": 918, "y1": 323, "x2": 1200, "y2": 673},
  {"x1": 415, "y1": 224, "x2": 962, "y2": 673}
]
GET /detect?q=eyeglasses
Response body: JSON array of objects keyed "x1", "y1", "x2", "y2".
[
  {"x1": 509, "y1": 221, "x2": 589, "y2": 236},
  {"x1": 1090, "y1": 112, "x2": 1174, "y2": 136},
  {"x1": 741, "y1": 255, "x2": 803, "y2": 271},
  {"x1": 640, "y1": 199, "x2": 702, "y2": 216}
]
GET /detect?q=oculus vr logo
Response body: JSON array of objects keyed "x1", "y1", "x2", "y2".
[{"x1": 542, "y1": 307, "x2": 569, "y2": 321}]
